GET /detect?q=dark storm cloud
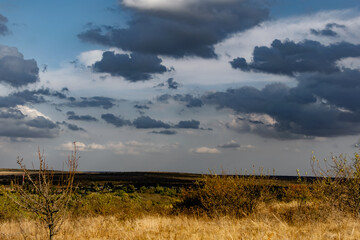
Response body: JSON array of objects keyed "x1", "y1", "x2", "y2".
[
  {"x1": 26, "y1": 116, "x2": 57, "y2": 129},
  {"x1": 101, "y1": 113, "x2": 131, "y2": 127},
  {"x1": 0, "y1": 108, "x2": 25, "y2": 119},
  {"x1": 175, "y1": 94, "x2": 203, "y2": 108},
  {"x1": 176, "y1": 120, "x2": 200, "y2": 129},
  {"x1": 66, "y1": 111, "x2": 98, "y2": 122},
  {"x1": 225, "y1": 37, "x2": 360, "y2": 138},
  {"x1": 0, "y1": 45, "x2": 39, "y2": 87},
  {"x1": 157, "y1": 94, "x2": 203, "y2": 108},
  {"x1": 0, "y1": 14, "x2": 9, "y2": 36},
  {"x1": 310, "y1": 23, "x2": 345, "y2": 37},
  {"x1": 0, "y1": 88, "x2": 68, "y2": 108},
  {"x1": 78, "y1": 0, "x2": 269, "y2": 58},
  {"x1": 0, "y1": 95, "x2": 27, "y2": 108},
  {"x1": 0, "y1": 117, "x2": 59, "y2": 138},
  {"x1": 67, "y1": 123, "x2": 85, "y2": 131},
  {"x1": 294, "y1": 69, "x2": 360, "y2": 112},
  {"x1": 14, "y1": 88, "x2": 67, "y2": 101},
  {"x1": 59, "y1": 121, "x2": 86, "y2": 132},
  {"x1": 133, "y1": 116, "x2": 171, "y2": 129},
  {"x1": 204, "y1": 82, "x2": 360, "y2": 138},
  {"x1": 230, "y1": 39, "x2": 360, "y2": 76},
  {"x1": 69, "y1": 96, "x2": 115, "y2": 109},
  {"x1": 92, "y1": 51, "x2": 168, "y2": 81},
  {"x1": 150, "y1": 130, "x2": 177, "y2": 135}
]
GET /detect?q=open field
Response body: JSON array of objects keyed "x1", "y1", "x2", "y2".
[{"x1": 1, "y1": 162, "x2": 359, "y2": 240}]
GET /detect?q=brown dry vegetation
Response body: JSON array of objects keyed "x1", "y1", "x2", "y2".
[
  {"x1": 1, "y1": 212, "x2": 360, "y2": 240},
  {"x1": 2, "y1": 150, "x2": 360, "y2": 239}
]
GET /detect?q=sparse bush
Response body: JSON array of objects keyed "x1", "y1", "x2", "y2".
[
  {"x1": 4, "y1": 143, "x2": 78, "y2": 240},
  {"x1": 312, "y1": 151, "x2": 360, "y2": 215}
]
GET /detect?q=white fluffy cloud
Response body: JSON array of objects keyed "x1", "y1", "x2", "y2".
[
  {"x1": 16, "y1": 105, "x2": 51, "y2": 120},
  {"x1": 60, "y1": 141, "x2": 179, "y2": 155},
  {"x1": 192, "y1": 147, "x2": 221, "y2": 154},
  {"x1": 122, "y1": 0, "x2": 236, "y2": 12}
]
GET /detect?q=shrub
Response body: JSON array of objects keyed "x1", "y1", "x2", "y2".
[
  {"x1": 312, "y1": 151, "x2": 360, "y2": 215},
  {"x1": 175, "y1": 173, "x2": 270, "y2": 218}
]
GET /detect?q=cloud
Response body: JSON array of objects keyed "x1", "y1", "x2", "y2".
[
  {"x1": 0, "y1": 88, "x2": 68, "y2": 109},
  {"x1": 0, "y1": 45, "x2": 39, "y2": 87},
  {"x1": 310, "y1": 22, "x2": 346, "y2": 37},
  {"x1": 217, "y1": 140, "x2": 240, "y2": 149},
  {"x1": 226, "y1": 114, "x2": 303, "y2": 139},
  {"x1": 150, "y1": 130, "x2": 177, "y2": 135},
  {"x1": 204, "y1": 82, "x2": 360, "y2": 138},
  {"x1": 0, "y1": 14, "x2": 9, "y2": 36},
  {"x1": 109, "y1": 140, "x2": 178, "y2": 155},
  {"x1": 67, "y1": 124, "x2": 85, "y2": 131},
  {"x1": 92, "y1": 51, "x2": 168, "y2": 81},
  {"x1": 59, "y1": 121, "x2": 86, "y2": 132},
  {"x1": 157, "y1": 94, "x2": 203, "y2": 108},
  {"x1": 192, "y1": 147, "x2": 220, "y2": 154},
  {"x1": 101, "y1": 113, "x2": 131, "y2": 127},
  {"x1": 0, "y1": 107, "x2": 59, "y2": 138},
  {"x1": 62, "y1": 140, "x2": 178, "y2": 155},
  {"x1": 66, "y1": 111, "x2": 98, "y2": 122},
  {"x1": 11, "y1": 88, "x2": 67, "y2": 104},
  {"x1": 134, "y1": 104, "x2": 149, "y2": 110},
  {"x1": 155, "y1": 78, "x2": 180, "y2": 89},
  {"x1": 166, "y1": 78, "x2": 179, "y2": 89},
  {"x1": 215, "y1": 35, "x2": 360, "y2": 138},
  {"x1": 60, "y1": 142, "x2": 106, "y2": 151},
  {"x1": 176, "y1": 120, "x2": 200, "y2": 129},
  {"x1": 68, "y1": 96, "x2": 115, "y2": 109},
  {"x1": 132, "y1": 116, "x2": 171, "y2": 129},
  {"x1": 78, "y1": 0, "x2": 269, "y2": 58},
  {"x1": 174, "y1": 94, "x2": 203, "y2": 108},
  {"x1": 16, "y1": 105, "x2": 51, "y2": 120},
  {"x1": 0, "y1": 108, "x2": 25, "y2": 119},
  {"x1": 0, "y1": 119, "x2": 58, "y2": 138},
  {"x1": 26, "y1": 116, "x2": 57, "y2": 129},
  {"x1": 294, "y1": 69, "x2": 360, "y2": 112},
  {"x1": 230, "y1": 39, "x2": 360, "y2": 76}
]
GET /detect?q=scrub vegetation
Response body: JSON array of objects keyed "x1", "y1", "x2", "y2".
[{"x1": 1, "y1": 149, "x2": 360, "y2": 239}]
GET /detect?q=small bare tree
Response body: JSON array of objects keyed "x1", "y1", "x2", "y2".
[{"x1": 6, "y1": 142, "x2": 78, "y2": 240}]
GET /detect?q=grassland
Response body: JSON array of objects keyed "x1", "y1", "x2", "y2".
[
  {"x1": 1, "y1": 166, "x2": 360, "y2": 239},
  {"x1": 1, "y1": 213, "x2": 360, "y2": 240}
]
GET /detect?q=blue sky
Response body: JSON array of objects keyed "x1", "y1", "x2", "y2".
[{"x1": 0, "y1": 0, "x2": 360, "y2": 175}]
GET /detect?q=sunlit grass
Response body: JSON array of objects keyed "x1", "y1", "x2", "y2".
[{"x1": 0, "y1": 210, "x2": 360, "y2": 240}]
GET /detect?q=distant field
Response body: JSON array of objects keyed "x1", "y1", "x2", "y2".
[{"x1": 0, "y1": 168, "x2": 303, "y2": 186}]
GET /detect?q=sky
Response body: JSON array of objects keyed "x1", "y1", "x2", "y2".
[{"x1": 0, "y1": 0, "x2": 360, "y2": 175}]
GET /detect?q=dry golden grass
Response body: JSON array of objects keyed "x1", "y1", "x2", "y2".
[{"x1": 1, "y1": 210, "x2": 360, "y2": 240}]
